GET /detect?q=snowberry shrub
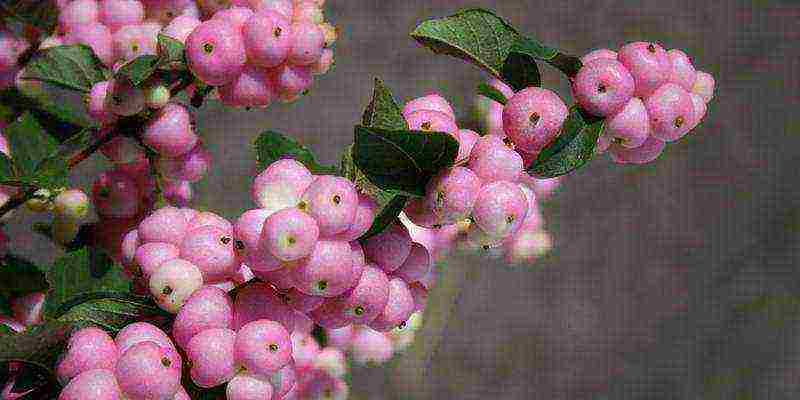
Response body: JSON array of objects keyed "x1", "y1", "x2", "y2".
[{"x1": 0, "y1": 4, "x2": 714, "y2": 400}]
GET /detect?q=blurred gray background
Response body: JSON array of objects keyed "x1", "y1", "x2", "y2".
[{"x1": 9, "y1": 0, "x2": 800, "y2": 399}]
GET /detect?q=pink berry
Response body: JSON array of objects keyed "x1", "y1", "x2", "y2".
[
  {"x1": 609, "y1": 136, "x2": 666, "y2": 164},
  {"x1": 284, "y1": 288, "x2": 325, "y2": 313},
  {"x1": 368, "y1": 277, "x2": 415, "y2": 332},
  {"x1": 408, "y1": 281, "x2": 429, "y2": 312},
  {"x1": 455, "y1": 129, "x2": 479, "y2": 164},
  {"x1": 56, "y1": 328, "x2": 119, "y2": 384},
  {"x1": 307, "y1": 298, "x2": 350, "y2": 329},
  {"x1": 143, "y1": 0, "x2": 199, "y2": 24},
  {"x1": 252, "y1": 0, "x2": 293, "y2": 19},
  {"x1": 180, "y1": 225, "x2": 239, "y2": 283},
  {"x1": 99, "y1": 0, "x2": 145, "y2": 31},
  {"x1": 243, "y1": 11, "x2": 291, "y2": 68},
  {"x1": 162, "y1": 14, "x2": 201, "y2": 44},
  {"x1": 65, "y1": 23, "x2": 115, "y2": 66},
  {"x1": 503, "y1": 87, "x2": 568, "y2": 153},
  {"x1": 573, "y1": 58, "x2": 635, "y2": 117},
  {"x1": 292, "y1": 311, "x2": 315, "y2": 333},
  {"x1": 235, "y1": 319, "x2": 293, "y2": 377},
  {"x1": 186, "y1": 19, "x2": 247, "y2": 86},
  {"x1": 266, "y1": 362, "x2": 296, "y2": 400},
  {"x1": 218, "y1": 65, "x2": 276, "y2": 108},
  {"x1": 299, "y1": 176, "x2": 358, "y2": 237},
  {"x1": 290, "y1": 240, "x2": 354, "y2": 297},
  {"x1": 618, "y1": 41, "x2": 672, "y2": 98},
  {"x1": 287, "y1": 22, "x2": 324, "y2": 66},
  {"x1": 233, "y1": 283, "x2": 295, "y2": 331},
  {"x1": 59, "y1": 0, "x2": 100, "y2": 33},
  {"x1": 472, "y1": 181, "x2": 528, "y2": 240},
  {"x1": 188, "y1": 211, "x2": 233, "y2": 234},
  {"x1": 424, "y1": 166, "x2": 481, "y2": 225},
  {"x1": 260, "y1": 207, "x2": 319, "y2": 261},
  {"x1": 212, "y1": 6, "x2": 254, "y2": 32},
  {"x1": 667, "y1": 49, "x2": 697, "y2": 91},
  {"x1": 143, "y1": 103, "x2": 198, "y2": 158},
  {"x1": 159, "y1": 144, "x2": 212, "y2": 183},
  {"x1": 405, "y1": 109, "x2": 458, "y2": 137},
  {"x1": 337, "y1": 264, "x2": 390, "y2": 325},
  {"x1": 402, "y1": 198, "x2": 439, "y2": 228},
  {"x1": 133, "y1": 242, "x2": 180, "y2": 278},
  {"x1": 311, "y1": 47, "x2": 334, "y2": 75},
  {"x1": 468, "y1": 134, "x2": 524, "y2": 183},
  {"x1": 186, "y1": 328, "x2": 237, "y2": 388},
  {"x1": 148, "y1": 258, "x2": 204, "y2": 313},
  {"x1": 162, "y1": 179, "x2": 193, "y2": 206},
  {"x1": 234, "y1": 209, "x2": 272, "y2": 259},
  {"x1": 114, "y1": 322, "x2": 175, "y2": 354},
  {"x1": 104, "y1": 79, "x2": 147, "y2": 117},
  {"x1": 11, "y1": 292, "x2": 44, "y2": 327},
  {"x1": 604, "y1": 97, "x2": 650, "y2": 148},
  {"x1": 293, "y1": 0, "x2": 323, "y2": 23},
  {"x1": 172, "y1": 286, "x2": 233, "y2": 349},
  {"x1": 331, "y1": 194, "x2": 377, "y2": 242},
  {"x1": 251, "y1": 267, "x2": 294, "y2": 289},
  {"x1": 686, "y1": 92, "x2": 707, "y2": 131},
  {"x1": 290, "y1": 331, "x2": 320, "y2": 370},
  {"x1": 92, "y1": 170, "x2": 141, "y2": 218},
  {"x1": 313, "y1": 348, "x2": 347, "y2": 378},
  {"x1": 115, "y1": 341, "x2": 181, "y2": 400},
  {"x1": 325, "y1": 326, "x2": 354, "y2": 350},
  {"x1": 58, "y1": 369, "x2": 122, "y2": 400},
  {"x1": 272, "y1": 63, "x2": 313, "y2": 102},
  {"x1": 581, "y1": 48, "x2": 617, "y2": 64},
  {"x1": 113, "y1": 24, "x2": 158, "y2": 63},
  {"x1": 692, "y1": 71, "x2": 715, "y2": 103},
  {"x1": 350, "y1": 328, "x2": 393, "y2": 364},
  {"x1": 251, "y1": 159, "x2": 313, "y2": 214},
  {"x1": 392, "y1": 243, "x2": 431, "y2": 283},
  {"x1": 363, "y1": 223, "x2": 411, "y2": 273},
  {"x1": 88, "y1": 81, "x2": 118, "y2": 125},
  {"x1": 644, "y1": 83, "x2": 695, "y2": 142},
  {"x1": 402, "y1": 94, "x2": 456, "y2": 121},
  {"x1": 226, "y1": 371, "x2": 274, "y2": 400},
  {"x1": 138, "y1": 206, "x2": 188, "y2": 246}
]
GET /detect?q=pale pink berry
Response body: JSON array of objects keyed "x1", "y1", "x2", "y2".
[
  {"x1": 402, "y1": 197, "x2": 439, "y2": 228},
  {"x1": 266, "y1": 362, "x2": 297, "y2": 400},
  {"x1": 363, "y1": 223, "x2": 411, "y2": 273},
  {"x1": 173, "y1": 387, "x2": 190, "y2": 400},
  {"x1": 149, "y1": 258, "x2": 204, "y2": 313},
  {"x1": 104, "y1": 78, "x2": 146, "y2": 116},
  {"x1": 65, "y1": 23, "x2": 115, "y2": 66},
  {"x1": 307, "y1": 298, "x2": 350, "y2": 329},
  {"x1": 291, "y1": 240, "x2": 354, "y2": 297},
  {"x1": 226, "y1": 371, "x2": 274, "y2": 400},
  {"x1": 0, "y1": 32, "x2": 23, "y2": 72},
  {"x1": 180, "y1": 225, "x2": 239, "y2": 283},
  {"x1": 162, "y1": 179, "x2": 193, "y2": 206},
  {"x1": 314, "y1": 348, "x2": 347, "y2": 378},
  {"x1": 251, "y1": 266, "x2": 294, "y2": 289},
  {"x1": 138, "y1": 206, "x2": 188, "y2": 246},
  {"x1": 350, "y1": 328, "x2": 393, "y2": 364},
  {"x1": 272, "y1": 63, "x2": 313, "y2": 101},
  {"x1": 468, "y1": 134, "x2": 524, "y2": 183},
  {"x1": 159, "y1": 144, "x2": 211, "y2": 183},
  {"x1": 686, "y1": 92, "x2": 707, "y2": 131},
  {"x1": 143, "y1": 0, "x2": 199, "y2": 24},
  {"x1": 114, "y1": 322, "x2": 175, "y2": 354},
  {"x1": 290, "y1": 332, "x2": 320, "y2": 370},
  {"x1": 573, "y1": 58, "x2": 635, "y2": 117},
  {"x1": 287, "y1": 22, "x2": 324, "y2": 66},
  {"x1": 408, "y1": 281, "x2": 428, "y2": 312},
  {"x1": 402, "y1": 94, "x2": 456, "y2": 121},
  {"x1": 243, "y1": 11, "x2": 292, "y2": 68},
  {"x1": 186, "y1": 328, "x2": 237, "y2": 388},
  {"x1": 92, "y1": 170, "x2": 141, "y2": 218},
  {"x1": 325, "y1": 326, "x2": 354, "y2": 350},
  {"x1": 218, "y1": 65, "x2": 276, "y2": 108},
  {"x1": 162, "y1": 15, "x2": 201, "y2": 44},
  {"x1": 472, "y1": 181, "x2": 528, "y2": 240},
  {"x1": 293, "y1": 0, "x2": 323, "y2": 23},
  {"x1": 235, "y1": 319, "x2": 292, "y2": 377},
  {"x1": 392, "y1": 243, "x2": 431, "y2": 283},
  {"x1": 331, "y1": 194, "x2": 377, "y2": 242},
  {"x1": 56, "y1": 328, "x2": 119, "y2": 384},
  {"x1": 618, "y1": 41, "x2": 672, "y2": 98},
  {"x1": 337, "y1": 264, "x2": 390, "y2": 325},
  {"x1": 299, "y1": 370, "x2": 349, "y2": 400},
  {"x1": 234, "y1": 209, "x2": 271, "y2": 259},
  {"x1": 644, "y1": 83, "x2": 694, "y2": 142},
  {"x1": 284, "y1": 288, "x2": 325, "y2": 313},
  {"x1": 58, "y1": 369, "x2": 122, "y2": 400},
  {"x1": 212, "y1": 6, "x2": 254, "y2": 32},
  {"x1": 112, "y1": 24, "x2": 158, "y2": 63},
  {"x1": 368, "y1": 277, "x2": 415, "y2": 332},
  {"x1": 261, "y1": 207, "x2": 319, "y2": 261},
  {"x1": 252, "y1": 0, "x2": 293, "y2": 19},
  {"x1": 692, "y1": 71, "x2": 715, "y2": 103},
  {"x1": 424, "y1": 166, "x2": 481, "y2": 225},
  {"x1": 115, "y1": 341, "x2": 181, "y2": 400},
  {"x1": 99, "y1": 0, "x2": 145, "y2": 31},
  {"x1": 188, "y1": 211, "x2": 233, "y2": 234},
  {"x1": 503, "y1": 87, "x2": 568, "y2": 153},
  {"x1": 299, "y1": 176, "x2": 358, "y2": 237},
  {"x1": 172, "y1": 286, "x2": 233, "y2": 349},
  {"x1": 233, "y1": 283, "x2": 295, "y2": 330},
  {"x1": 143, "y1": 103, "x2": 198, "y2": 158},
  {"x1": 88, "y1": 81, "x2": 118, "y2": 125},
  {"x1": 604, "y1": 97, "x2": 650, "y2": 148},
  {"x1": 311, "y1": 47, "x2": 334, "y2": 75},
  {"x1": 251, "y1": 159, "x2": 313, "y2": 214},
  {"x1": 186, "y1": 19, "x2": 247, "y2": 86},
  {"x1": 455, "y1": 129, "x2": 479, "y2": 164},
  {"x1": 667, "y1": 49, "x2": 697, "y2": 91},
  {"x1": 292, "y1": 311, "x2": 315, "y2": 333},
  {"x1": 59, "y1": 0, "x2": 100, "y2": 33},
  {"x1": 581, "y1": 48, "x2": 617, "y2": 64},
  {"x1": 405, "y1": 109, "x2": 458, "y2": 137},
  {"x1": 609, "y1": 136, "x2": 666, "y2": 164},
  {"x1": 133, "y1": 242, "x2": 180, "y2": 278}
]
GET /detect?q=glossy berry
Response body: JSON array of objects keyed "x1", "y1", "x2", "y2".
[
  {"x1": 243, "y1": 11, "x2": 291, "y2": 68},
  {"x1": 226, "y1": 371, "x2": 274, "y2": 400},
  {"x1": 392, "y1": 243, "x2": 432, "y2": 283},
  {"x1": 337, "y1": 264, "x2": 390, "y2": 325},
  {"x1": 424, "y1": 166, "x2": 481, "y2": 225},
  {"x1": 332, "y1": 194, "x2": 377, "y2": 242},
  {"x1": 468, "y1": 134, "x2": 524, "y2": 183},
  {"x1": 218, "y1": 65, "x2": 276, "y2": 108},
  {"x1": 138, "y1": 206, "x2": 189, "y2": 246},
  {"x1": 363, "y1": 223, "x2": 412, "y2": 273},
  {"x1": 54, "y1": 189, "x2": 91, "y2": 220},
  {"x1": 609, "y1": 136, "x2": 666, "y2": 164},
  {"x1": 233, "y1": 209, "x2": 271, "y2": 259},
  {"x1": 667, "y1": 49, "x2": 697, "y2": 91},
  {"x1": 212, "y1": 6, "x2": 254, "y2": 31},
  {"x1": 186, "y1": 19, "x2": 247, "y2": 86},
  {"x1": 405, "y1": 110, "x2": 458, "y2": 138},
  {"x1": 162, "y1": 14, "x2": 201, "y2": 44},
  {"x1": 350, "y1": 328, "x2": 393, "y2": 364},
  {"x1": 66, "y1": 23, "x2": 115, "y2": 66},
  {"x1": 186, "y1": 328, "x2": 238, "y2": 388},
  {"x1": 581, "y1": 48, "x2": 617, "y2": 64},
  {"x1": 115, "y1": 341, "x2": 181, "y2": 400},
  {"x1": 59, "y1": 0, "x2": 100, "y2": 33},
  {"x1": 92, "y1": 170, "x2": 141, "y2": 218},
  {"x1": 233, "y1": 283, "x2": 295, "y2": 331},
  {"x1": 692, "y1": 71, "x2": 715, "y2": 103},
  {"x1": 573, "y1": 58, "x2": 635, "y2": 117},
  {"x1": 455, "y1": 129, "x2": 479, "y2": 164},
  {"x1": 618, "y1": 41, "x2": 672, "y2": 98},
  {"x1": 472, "y1": 181, "x2": 528, "y2": 240},
  {"x1": 260, "y1": 207, "x2": 319, "y2": 261},
  {"x1": 58, "y1": 369, "x2": 122, "y2": 400},
  {"x1": 644, "y1": 83, "x2": 694, "y2": 142},
  {"x1": 402, "y1": 94, "x2": 456, "y2": 121},
  {"x1": 143, "y1": 103, "x2": 198, "y2": 158},
  {"x1": 148, "y1": 258, "x2": 204, "y2": 313},
  {"x1": 288, "y1": 21, "x2": 324, "y2": 66},
  {"x1": 604, "y1": 97, "x2": 650, "y2": 148},
  {"x1": 502, "y1": 87, "x2": 568, "y2": 153},
  {"x1": 180, "y1": 225, "x2": 239, "y2": 283},
  {"x1": 234, "y1": 319, "x2": 293, "y2": 377},
  {"x1": 299, "y1": 176, "x2": 358, "y2": 237},
  {"x1": 368, "y1": 277, "x2": 415, "y2": 332},
  {"x1": 114, "y1": 322, "x2": 175, "y2": 354},
  {"x1": 158, "y1": 144, "x2": 212, "y2": 183},
  {"x1": 251, "y1": 159, "x2": 313, "y2": 215},
  {"x1": 291, "y1": 240, "x2": 354, "y2": 297},
  {"x1": 290, "y1": 332, "x2": 320, "y2": 369},
  {"x1": 56, "y1": 328, "x2": 118, "y2": 384},
  {"x1": 133, "y1": 242, "x2": 180, "y2": 278}
]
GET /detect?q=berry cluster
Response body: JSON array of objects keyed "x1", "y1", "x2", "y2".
[
  {"x1": 0, "y1": 27, "x2": 29, "y2": 91},
  {"x1": 326, "y1": 311, "x2": 423, "y2": 366},
  {"x1": 289, "y1": 329, "x2": 349, "y2": 399},
  {"x1": 186, "y1": 0, "x2": 336, "y2": 107}
]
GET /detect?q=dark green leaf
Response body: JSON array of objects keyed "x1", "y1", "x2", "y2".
[
  {"x1": 529, "y1": 107, "x2": 605, "y2": 178},
  {"x1": 254, "y1": 131, "x2": 337, "y2": 174},
  {"x1": 502, "y1": 44, "x2": 541, "y2": 90},
  {"x1": 353, "y1": 125, "x2": 458, "y2": 197},
  {"x1": 29, "y1": 155, "x2": 69, "y2": 190},
  {"x1": 0, "y1": 325, "x2": 13, "y2": 336},
  {"x1": 411, "y1": 8, "x2": 520, "y2": 80},
  {"x1": 115, "y1": 55, "x2": 160, "y2": 87},
  {"x1": 0, "y1": 255, "x2": 48, "y2": 301},
  {"x1": 23, "y1": 45, "x2": 109, "y2": 93},
  {"x1": 360, "y1": 194, "x2": 408, "y2": 241},
  {"x1": 4, "y1": 113, "x2": 58, "y2": 177},
  {"x1": 0, "y1": 319, "x2": 73, "y2": 372},
  {"x1": 511, "y1": 36, "x2": 582, "y2": 78},
  {"x1": 157, "y1": 34, "x2": 186, "y2": 70},
  {"x1": 0, "y1": 87, "x2": 92, "y2": 142},
  {"x1": 44, "y1": 247, "x2": 131, "y2": 320},
  {"x1": 0, "y1": 153, "x2": 15, "y2": 184},
  {"x1": 361, "y1": 78, "x2": 407, "y2": 130},
  {"x1": 0, "y1": 0, "x2": 59, "y2": 34},
  {"x1": 476, "y1": 83, "x2": 508, "y2": 105}
]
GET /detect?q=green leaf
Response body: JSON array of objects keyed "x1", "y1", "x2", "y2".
[
  {"x1": 0, "y1": 87, "x2": 92, "y2": 142},
  {"x1": 0, "y1": 319, "x2": 73, "y2": 372},
  {"x1": 0, "y1": 153, "x2": 15, "y2": 184},
  {"x1": 0, "y1": 255, "x2": 48, "y2": 301},
  {"x1": 353, "y1": 125, "x2": 458, "y2": 197},
  {"x1": 157, "y1": 34, "x2": 187, "y2": 70},
  {"x1": 254, "y1": 131, "x2": 337, "y2": 174},
  {"x1": 502, "y1": 42, "x2": 541, "y2": 90},
  {"x1": 511, "y1": 36, "x2": 582, "y2": 78},
  {"x1": 58, "y1": 294, "x2": 171, "y2": 334},
  {"x1": 44, "y1": 247, "x2": 131, "y2": 320},
  {"x1": 361, "y1": 78, "x2": 407, "y2": 130},
  {"x1": 476, "y1": 83, "x2": 508, "y2": 105},
  {"x1": 529, "y1": 107, "x2": 605, "y2": 178},
  {"x1": 0, "y1": 0, "x2": 59, "y2": 34},
  {"x1": 360, "y1": 194, "x2": 408, "y2": 241},
  {"x1": 115, "y1": 55, "x2": 160, "y2": 87},
  {"x1": 23, "y1": 45, "x2": 109, "y2": 93},
  {"x1": 4, "y1": 112, "x2": 58, "y2": 177}
]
